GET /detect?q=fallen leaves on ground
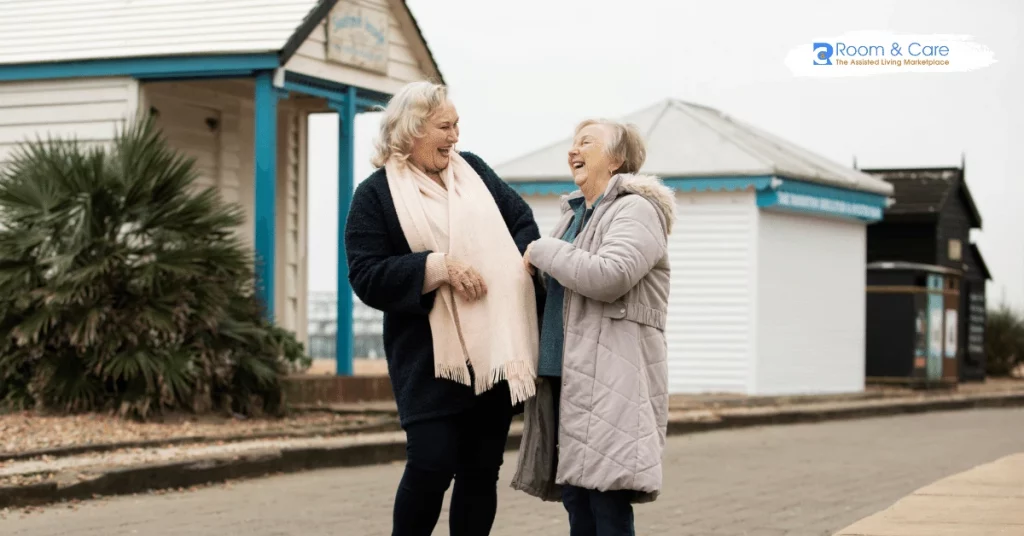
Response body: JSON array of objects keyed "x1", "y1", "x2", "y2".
[{"x1": 0, "y1": 410, "x2": 375, "y2": 456}]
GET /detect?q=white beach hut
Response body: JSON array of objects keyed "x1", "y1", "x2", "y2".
[
  {"x1": 499, "y1": 99, "x2": 895, "y2": 396},
  {"x1": 0, "y1": 0, "x2": 444, "y2": 375}
]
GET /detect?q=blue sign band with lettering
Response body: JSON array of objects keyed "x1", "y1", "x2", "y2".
[{"x1": 755, "y1": 179, "x2": 887, "y2": 222}]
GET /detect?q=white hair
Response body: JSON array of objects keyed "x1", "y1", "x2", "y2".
[
  {"x1": 575, "y1": 118, "x2": 647, "y2": 175},
  {"x1": 370, "y1": 81, "x2": 449, "y2": 168}
]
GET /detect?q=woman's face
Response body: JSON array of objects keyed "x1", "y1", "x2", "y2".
[
  {"x1": 409, "y1": 100, "x2": 459, "y2": 175},
  {"x1": 568, "y1": 124, "x2": 622, "y2": 190}
]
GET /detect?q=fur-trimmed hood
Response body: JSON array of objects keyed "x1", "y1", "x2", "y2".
[{"x1": 560, "y1": 173, "x2": 676, "y2": 234}]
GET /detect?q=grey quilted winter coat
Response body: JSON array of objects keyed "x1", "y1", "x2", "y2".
[{"x1": 512, "y1": 173, "x2": 673, "y2": 503}]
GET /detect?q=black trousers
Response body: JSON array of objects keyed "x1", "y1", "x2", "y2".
[
  {"x1": 392, "y1": 386, "x2": 514, "y2": 536},
  {"x1": 549, "y1": 380, "x2": 636, "y2": 536}
]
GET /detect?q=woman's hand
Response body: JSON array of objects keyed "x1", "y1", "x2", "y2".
[
  {"x1": 446, "y1": 257, "x2": 488, "y2": 302},
  {"x1": 523, "y1": 241, "x2": 536, "y2": 276}
]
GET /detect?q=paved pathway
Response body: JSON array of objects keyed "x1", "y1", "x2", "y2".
[
  {"x1": 3, "y1": 407, "x2": 1023, "y2": 536},
  {"x1": 835, "y1": 451, "x2": 1024, "y2": 535}
]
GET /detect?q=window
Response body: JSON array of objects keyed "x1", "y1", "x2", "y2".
[{"x1": 948, "y1": 239, "x2": 962, "y2": 261}]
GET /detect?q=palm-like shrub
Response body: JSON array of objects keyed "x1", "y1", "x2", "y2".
[{"x1": 0, "y1": 119, "x2": 308, "y2": 418}]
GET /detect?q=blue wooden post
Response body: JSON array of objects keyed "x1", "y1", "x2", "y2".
[
  {"x1": 253, "y1": 71, "x2": 278, "y2": 320},
  {"x1": 334, "y1": 86, "x2": 357, "y2": 376}
]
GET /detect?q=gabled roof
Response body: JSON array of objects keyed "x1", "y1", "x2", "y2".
[
  {"x1": 860, "y1": 166, "x2": 982, "y2": 228},
  {"x1": 967, "y1": 242, "x2": 991, "y2": 281},
  {"x1": 497, "y1": 98, "x2": 894, "y2": 196},
  {"x1": 0, "y1": 0, "x2": 443, "y2": 83},
  {"x1": 0, "y1": 0, "x2": 324, "y2": 65}
]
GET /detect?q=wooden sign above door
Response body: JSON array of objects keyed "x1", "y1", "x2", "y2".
[{"x1": 326, "y1": 0, "x2": 390, "y2": 75}]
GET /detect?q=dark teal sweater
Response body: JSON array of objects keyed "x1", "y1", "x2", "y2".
[{"x1": 537, "y1": 195, "x2": 601, "y2": 378}]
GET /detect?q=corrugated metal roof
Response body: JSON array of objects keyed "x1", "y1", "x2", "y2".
[
  {"x1": 497, "y1": 99, "x2": 894, "y2": 196},
  {"x1": 0, "y1": 0, "x2": 326, "y2": 65}
]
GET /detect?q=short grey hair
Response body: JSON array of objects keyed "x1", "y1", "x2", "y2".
[
  {"x1": 370, "y1": 81, "x2": 449, "y2": 168},
  {"x1": 575, "y1": 119, "x2": 647, "y2": 175}
]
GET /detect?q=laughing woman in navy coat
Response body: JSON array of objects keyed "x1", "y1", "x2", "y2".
[{"x1": 344, "y1": 80, "x2": 544, "y2": 536}]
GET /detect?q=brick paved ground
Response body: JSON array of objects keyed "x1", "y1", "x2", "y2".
[{"x1": 4, "y1": 407, "x2": 1023, "y2": 536}]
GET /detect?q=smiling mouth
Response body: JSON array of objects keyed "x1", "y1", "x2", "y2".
[
  {"x1": 439, "y1": 147, "x2": 451, "y2": 157},
  {"x1": 571, "y1": 160, "x2": 585, "y2": 170}
]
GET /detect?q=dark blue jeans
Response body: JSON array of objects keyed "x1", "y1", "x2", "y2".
[
  {"x1": 549, "y1": 379, "x2": 636, "y2": 536},
  {"x1": 562, "y1": 485, "x2": 636, "y2": 536}
]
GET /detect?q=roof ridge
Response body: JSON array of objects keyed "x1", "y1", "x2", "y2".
[
  {"x1": 716, "y1": 109, "x2": 842, "y2": 182},
  {"x1": 643, "y1": 98, "x2": 674, "y2": 139},
  {"x1": 668, "y1": 100, "x2": 779, "y2": 175}
]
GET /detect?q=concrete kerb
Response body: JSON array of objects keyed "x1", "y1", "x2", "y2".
[
  {"x1": 666, "y1": 391, "x2": 1024, "y2": 435},
  {"x1": 1, "y1": 390, "x2": 1023, "y2": 510}
]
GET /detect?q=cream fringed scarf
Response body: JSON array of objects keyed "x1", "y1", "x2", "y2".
[{"x1": 385, "y1": 152, "x2": 538, "y2": 405}]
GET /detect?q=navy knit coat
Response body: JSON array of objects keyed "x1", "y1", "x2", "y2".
[{"x1": 344, "y1": 152, "x2": 545, "y2": 427}]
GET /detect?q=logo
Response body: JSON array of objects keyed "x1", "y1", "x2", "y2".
[
  {"x1": 813, "y1": 42, "x2": 834, "y2": 65},
  {"x1": 788, "y1": 32, "x2": 997, "y2": 77}
]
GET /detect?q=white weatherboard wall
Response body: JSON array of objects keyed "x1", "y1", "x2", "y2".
[
  {"x1": 754, "y1": 210, "x2": 866, "y2": 395},
  {"x1": 141, "y1": 81, "x2": 310, "y2": 343},
  {"x1": 521, "y1": 189, "x2": 870, "y2": 396},
  {"x1": 0, "y1": 77, "x2": 138, "y2": 166},
  {"x1": 523, "y1": 190, "x2": 760, "y2": 395},
  {"x1": 670, "y1": 191, "x2": 758, "y2": 394}
]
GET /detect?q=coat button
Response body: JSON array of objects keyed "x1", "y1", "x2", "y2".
[{"x1": 620, "y1": 308, "x2": 626, "y2": 314}]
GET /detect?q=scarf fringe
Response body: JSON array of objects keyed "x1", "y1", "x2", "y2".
[
  {"x1": 435, "y1": 362, "x2": 471, "y2": 387},
  {"x1": 471, "y1": 359, "x2": 537, "y2": 406}
]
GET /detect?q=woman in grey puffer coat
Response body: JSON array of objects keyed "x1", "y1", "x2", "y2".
[{"x1": 514, "y1": 118, "x2": 673, "y2": 535}]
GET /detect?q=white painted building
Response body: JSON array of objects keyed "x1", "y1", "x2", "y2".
[
  {"x1": 499, "y1": 99, "x2": 895, "y2": 396},
  {"x1": 0, "y1": 0, "x2": 443, "y2": 375}
]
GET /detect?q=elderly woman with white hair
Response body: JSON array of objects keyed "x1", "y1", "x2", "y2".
[
  {"x1": 345, "y1": 81, "x2": 543, "y2": 536},
  {"x1": 512, "y1": 119, "x2": 674, "y2": 535}
]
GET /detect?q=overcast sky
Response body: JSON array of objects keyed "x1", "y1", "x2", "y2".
[{"x1": 307, "y1": 0, "x2": 1023, "y2": 309}]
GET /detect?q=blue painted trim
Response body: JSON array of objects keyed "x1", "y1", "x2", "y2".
[
  {"x1": 770, "y1": 179, "x2": 887, "y2": 206},
  {"x1": 284, "y1": 79, "x2": 345, "y2": 104},
  {"x1": 0, "y1": 54, "x2": 279, "y2": 82},
  {"x1": 510, "y1": 174, "x2": 888, "y2": 222},
  {"x1": 253, "y1": 71, "x2": 279, "y2": 320},
  {"x1": 757, "y1": 179, "x2": 888, "y2": 222},
  {"x1": 336, "y1": 86, "x2": 357, "y2": 377},
  {"x1": 328, "y1": 98, "x2": 382, "y2": 113},
  {"x1": 136, "y1": 71, "x2": 262, "y2": 82},
  {"x1": 283, "y1": 71, "x2": 389, "y2": 112},
  {"x1": 509, "y1": 176, "x2": 774, "y2": 196},
  {"x1": 511, "y1": 182, "x2": 577, "y2": 196}
]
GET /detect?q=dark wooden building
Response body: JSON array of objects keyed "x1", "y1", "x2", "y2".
[
  {"x1": 861, "y1": 163, "x2": 990, "y2": 382},
  {"x1": 961, "y1": 242, "x2": 991, "y2": 380}
]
